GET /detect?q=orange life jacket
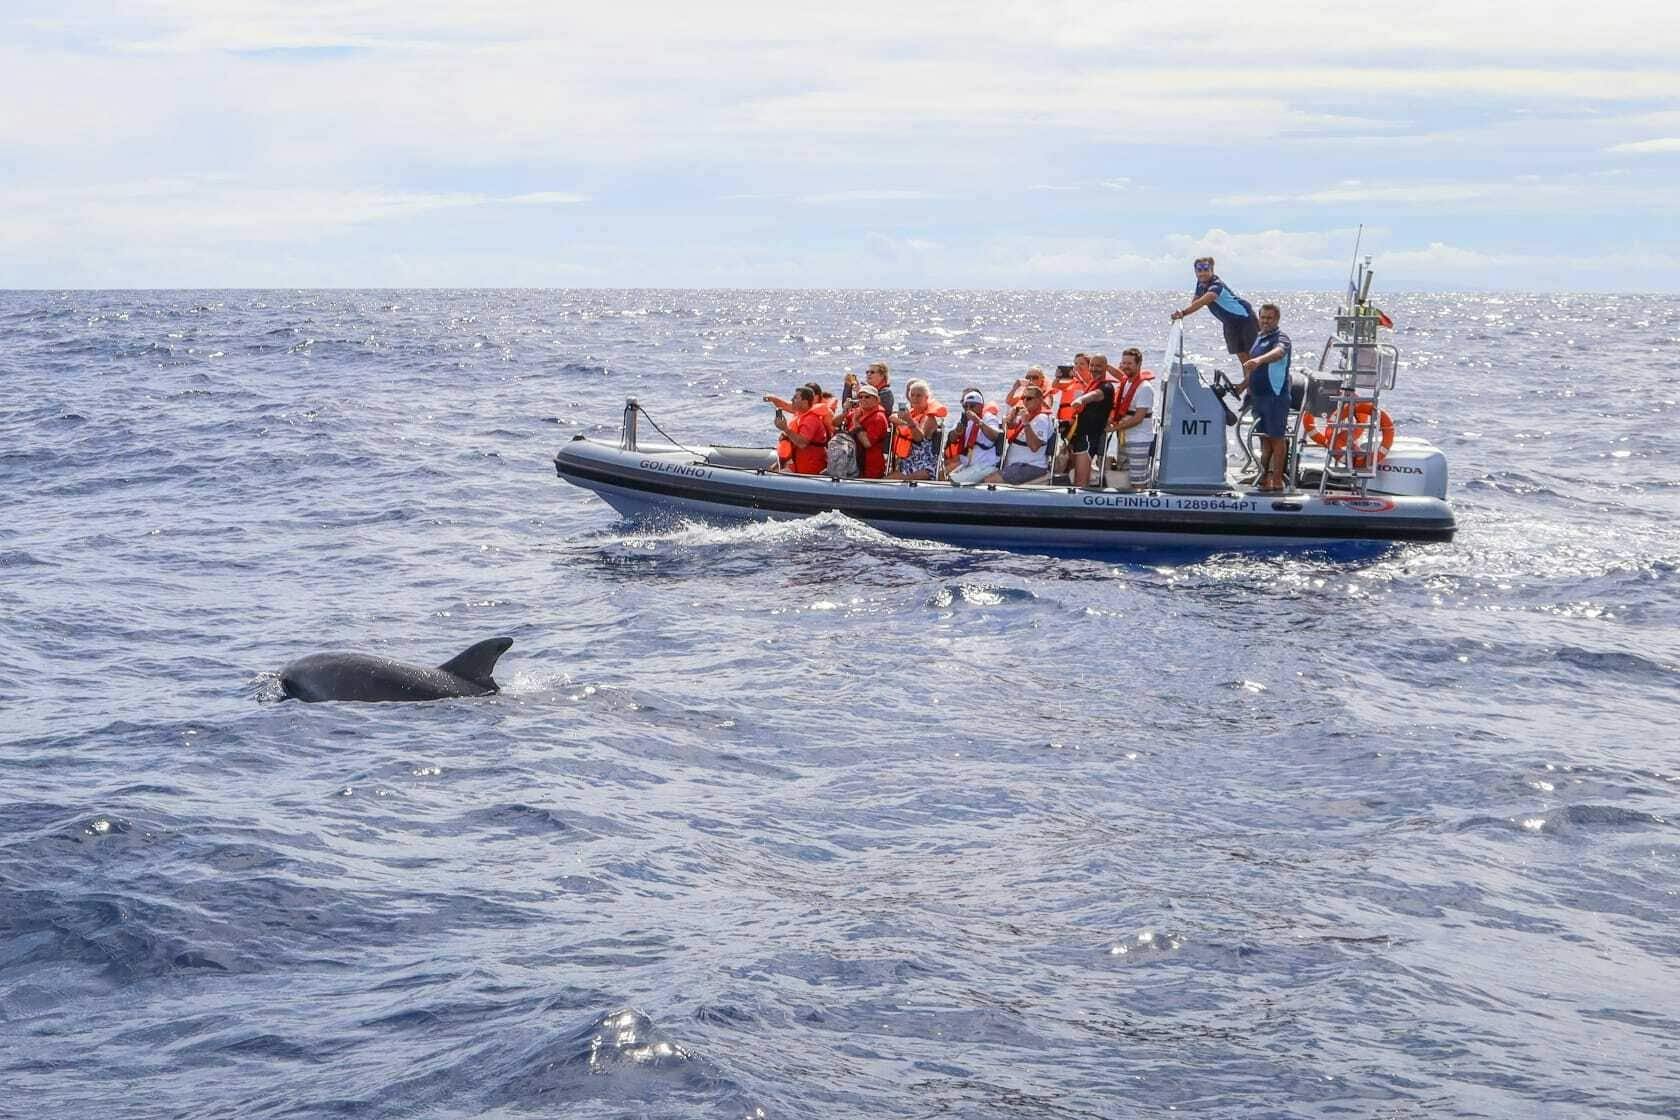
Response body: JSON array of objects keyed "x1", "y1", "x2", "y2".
[
  {"x1": 813, "y1": 397, "x2": 838, "y2": 435},
  {"x1": 1068, "y1": 372, "x2": 1119, "y2": 419},
  {"x1": 1054, "y1": 377, "x2": 1083, "y2": 424},
  {"x1": 777, "y1": 397, "x2": 834, "y2": 462},
  {"x1": 891, "y1": 399, "x2": 947, "y2": 460},
  {"x1": 1109, "y1": 370, "x2": 1155, "y2": 425},
  {"x1": 1006, "y1": 404, "x2": 1049, "y2": 446},
  {"x1": 1006, "y1": 383, "x2": 1046, "y2": 408}
]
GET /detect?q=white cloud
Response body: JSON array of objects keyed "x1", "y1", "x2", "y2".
[
  {"x1": 1162, "y1": 228, "x2": 1356, "y2": 274},
  {"x1": 1606, "y1": 137, "x2": 1680, "y2": 153},
  {"x1": 1007, "y1": 245, "x2": 1170, "y2": 280},
  {"x1": 1379, "y1": 242, "x2": 1503, "y2": 270},
  {"x1": 27, "y1": 1, "x2": 1680, "y2": 61},
  {"x1": 504, "y1": 192, "x2": 589, "y2": 205},
  {"x1": 1371, "y1": 241, "x2": 1680, "y2": 289},
  {"x1": 1212, "y1": 172, "x2": 1680, "y2": 214},
  {"x1": 4, "y1": 2, "x2": 1679, "y2": 286},
  {"x1": 863, "y1": 231, "x2": 941, "y2": 268},
  {"x1": 0, "y1": 179, "x2": 587, "y2": 246},
  {"x1": 946, "y1": 229, "x2": 1363, "y2": 287},
  {"x1": 936, "y1": 232, "x2": 1680, "y2": 291},
  {"x1": 801, "y1": 190, "x2": 941, "y2": 204},
  {"x1": 1214, "y1": 183, "x2": 1495, "y2": 207}
]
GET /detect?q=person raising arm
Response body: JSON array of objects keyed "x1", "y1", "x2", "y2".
[
  {"x1": 1169, "y1": 256, "x2": 1260, "y2": 359},
  {"x1": 772, "y1": 386, "x2": 830, "y2": 475}
]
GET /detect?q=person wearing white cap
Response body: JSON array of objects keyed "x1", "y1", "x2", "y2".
[
  {"x1": 838, "y1": 382, "x2": 891, "y2": 478},
  {"x1": 945, "y1": 386, "x2": 1003, "y2": 486}
]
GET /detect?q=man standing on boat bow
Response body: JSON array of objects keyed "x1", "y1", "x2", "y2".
[{"x1": 1171, "y1": 256, "x2": 1260, "y2": 359}]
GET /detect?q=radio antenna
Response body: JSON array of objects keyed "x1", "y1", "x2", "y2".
[{"x1": 1346, "y1": 224, "x2": 1364, "y2": 307}]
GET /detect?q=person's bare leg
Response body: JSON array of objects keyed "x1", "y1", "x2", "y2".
[
  {"x1": 1072, "y1": 452, "x2": 1092, "y2": 487},
  {"x1": 1263, "y1": 438, "x2": 1286, "y2": 489}
]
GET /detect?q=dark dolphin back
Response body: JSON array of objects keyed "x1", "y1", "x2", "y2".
[
  {"x1": 278, "y1": 637, "x2": 514, "y2": 703},
  {"x1": 437, "y1": 637, "x2": 514, "y2": 691}
]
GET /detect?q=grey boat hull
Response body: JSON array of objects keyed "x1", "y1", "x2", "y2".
[{"x1": 554, "y1": 438, "x2": 1456, "y2": 552}]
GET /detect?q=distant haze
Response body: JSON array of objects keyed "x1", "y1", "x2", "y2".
[{"x1": 3, "y1": 1, "x2": 1676, "y2": 291}]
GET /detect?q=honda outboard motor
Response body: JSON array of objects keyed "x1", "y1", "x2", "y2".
[{"x1": 1368, "y1": 439, "x2": 1449, "y2": 500}]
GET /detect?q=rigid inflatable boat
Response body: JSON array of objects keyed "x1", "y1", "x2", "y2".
[{"x1": 554, "y1": 285, "x2": 1455, "y2": 552}]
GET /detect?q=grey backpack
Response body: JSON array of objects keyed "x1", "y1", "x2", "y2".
[{"x1": 824, "y1": 432, "x2": 859, "y2": 479}]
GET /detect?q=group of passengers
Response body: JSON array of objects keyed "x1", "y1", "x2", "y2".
[
  {"x1": 766, "y1": 256, "x2": 1292, "y2": 491},
  {"x1": 767, "y1": 349, "x2": 1158, "y2": 490}
]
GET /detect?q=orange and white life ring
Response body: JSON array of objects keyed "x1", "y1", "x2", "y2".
[{"x1": 1303, "y1": 403, "x2": 1394, "y2": 468}]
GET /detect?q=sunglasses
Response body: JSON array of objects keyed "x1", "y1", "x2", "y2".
[{"x1": 1194, "y1": 264, "x2": 1213, "y2": 272}]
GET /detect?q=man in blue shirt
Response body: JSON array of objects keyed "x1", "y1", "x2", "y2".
[
  {"x1": 1239, "y1": 302, "x2": 1293, "y2": 492},
  {"x1": 1170, "y1": 257, "x2": 1260, "y2": 357}
]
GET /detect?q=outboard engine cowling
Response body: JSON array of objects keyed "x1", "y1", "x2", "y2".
[{"x1": 1368, "y1": 437, "x2": 1448, "y2": 500}]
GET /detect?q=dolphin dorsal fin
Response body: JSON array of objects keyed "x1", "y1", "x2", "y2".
[{"x1": 437, "y1": 637, "x2": 513, "y2": 687}]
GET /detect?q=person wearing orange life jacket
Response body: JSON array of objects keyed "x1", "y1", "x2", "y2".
[
  {"x1": 765, "y1": 382, "x2": 837, "y2": 433},
  {"x1": 985, "y1": 381, "x2": 1054, "y2": 485},
  {"x1": 772, "y1": 386, "x2": 830, "y2": 475},
  {"x1": 765, "y1": 380, "x2": 838, "y2": 464},
  {"x1": 944, "y1": 388, "x2": 1003, "y2": 486},
  {"x1": 1066, "y1": 353, "x2": 1119, "y2": 487},
  {"x1": 1052, "y1": 354, "x2": 1091, "y2": 433},
  {"x1": 838, "y1": 382, "x2": 891, "y2": 479},
  {"x1": 886, "y1": 379, "x2": 946, "y2": 480},
  {"x1": 810, "y1": 383, "x2": 838, "y2": 436},
  {"x1": 1006, "y1": 366, "x2": 1049, "y2": 408},
  {"x1": 1106, "y1": 347, "x2": 1157, "y2": 490}
]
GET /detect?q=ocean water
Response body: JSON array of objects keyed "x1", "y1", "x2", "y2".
[{"x1": 2, "y1": 288, "x2": 1677, "y2": 1119}]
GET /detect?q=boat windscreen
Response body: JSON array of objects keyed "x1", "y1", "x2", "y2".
[{"x1": 1161, "y1": 320, "x2": 1185, "y2": 377}]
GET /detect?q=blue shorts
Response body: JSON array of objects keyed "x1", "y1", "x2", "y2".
[
  {"x1": 1250, "y1": 393, "x2": 1289, "y2": 438},
  {"x1": 1223, "y1": 315, "x2": 1259, "y2": 356}
]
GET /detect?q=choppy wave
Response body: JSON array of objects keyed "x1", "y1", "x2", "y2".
[{"x1": 3, "y1": 289, "x2": 1678, "y2": 1118}]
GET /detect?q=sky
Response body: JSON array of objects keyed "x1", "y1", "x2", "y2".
[{"x1": 2, "y1": 1, "x2": 1677, "y2": 290}]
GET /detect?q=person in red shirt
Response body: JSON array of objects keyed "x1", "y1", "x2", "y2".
[
  {"x1": 773, "y1": 386, "x2": 829, "y2": 474},
  {"x1": 839, "y1": 383, "x2": 891, "y2": 478}
]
